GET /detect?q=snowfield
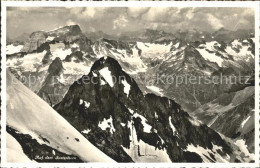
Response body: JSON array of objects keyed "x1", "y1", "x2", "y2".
[
  {"x1": 80, "y1": 99, "x2": 90, "y2": 108},
  {"x1": 50, "y1": 43, "x2": 72, "y2": 60},
  {"x1": 63, "y1": 59, "x2": 92, "y2": 76},
  {"x1": 98, "y1": 116, "x2": 116, "y2": 134},
  {"x1": 122, "y1": 79, "x2": 131, "y2": 97},
  {"x1": 6, "y1": 71, "x2": 115, "y2": 162},
  {"x1": 6, "y1": 44, "x2": 24, "y2": 55},
  {"x1": 196, "y1": 47, "x2": 223, "y2": 67},
  {"x1": 46, "y1": 36, "x2": 55, "y2": 42},
  {"x1": 225, "y1": 45, "x2": 253, "y2": 61},
  {"x1": 7, "y1": 50, "x2": 47, "y2": 72},
  {"x1": 234, "y1": 139, "x2": 254, "y2": 161},
  {"x1": 99, "y1": 67, "x2": 114, "y2": 87},
  {"x1": 137, "y1": 42, "x2": 172, "y2": 58},
  {"x1": 146, "y1": 85, "x2": 164, "y2": 96}
]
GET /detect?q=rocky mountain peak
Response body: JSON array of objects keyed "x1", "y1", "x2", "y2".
[
  {"x1": 29, "y1": 31, "x2": 47, "y2": 38},
  {"x1": 90, "y1": 57, "x2": 122, "y2": 74},
  {"x1": 38, "y1": 57, "x2": 65, "y2": 106},
  {"x1": 88, "y1": 56, "x2": 143, "y2": 98},
  {"x1": 49, "y1": 25, "x2": 82, "y2": 36},
  {"x1": 67, "y1": 25, "x2": 82, "y2": 34},
  {"x1": 49, "y1": 25, "x2": 82, "y2": 43},
  {"x1": 21, "y1": 31, "x2": 47, "y2": 53},
  {"x1": 20, "y1": 25, "x2": 84, "y2": 53},
  {"x1": 213, "y1": 27, "x2": 231, "y2": 37},
  {"x1": 52, "y1": 55, "x2": 250, "y2": 163},
  {"x1": 144, "y1": 29, "x2": 176, "y2": 42},
  {"x1": 48, "y1": 57, "x2": 63, "y2": 75}
]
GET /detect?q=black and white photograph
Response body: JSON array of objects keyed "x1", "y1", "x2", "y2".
[{"x1": 1, "y1": 1, "x2": 259, "y2": 166}]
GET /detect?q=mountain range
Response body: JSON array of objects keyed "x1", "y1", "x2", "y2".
[{"x1": 6, "y1": 24, "x2": 255, "y2": 163}]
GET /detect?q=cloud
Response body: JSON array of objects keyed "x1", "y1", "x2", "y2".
[
  {"x1": 127, "y1": 7, "x2": 149, "y2": 18},
  {"x1": 69, "y1": 8, "x2": 84, "y2": 15},
  {"x1": 207, "y1": 14, "x2": 224, "y2": 30},
  {"x1": 113, "y1": 15, "x2": 129, "y2": 30},
  {"x1": 142, "y1": 8, "x2": 171, "y2": 22},
  {"x1": 66, "y1": 19, "x2": 78, "y2": 26},
  {"x1": 185, "y1": 8, "x2": 194, "y2": 20},
  {"x1": 6, "y1": 7, "x2": 255, "y2": 39},
  {"x1": 70, "y1": 7, "x2": 110, "y2": 19},
  {"x1": 82, "y1": 8, "x2": 96, "y2": 18},
  {"x1": 241, "y1": 8, "x2": 254, "y2": 17}
]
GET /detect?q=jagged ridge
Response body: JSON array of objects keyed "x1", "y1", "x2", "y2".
[{"x1": 54, "y1": 56, "x2": 247, "y2": 163}]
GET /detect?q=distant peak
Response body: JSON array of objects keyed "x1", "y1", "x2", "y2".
[
  {"x1": 215, "y1": 27, "x2": 230, "y2": 33},
  {"x1": 29, "y1": 31, "x2": 47, "y2": 38},
  {"x1": 67, "y1": 24, "x2": 81, "y2": 30},
  {"x1": 64, "y1": 24, "x2": 82, "y2": 32},
  {"x1": 49, "y1": 24, "x2": 82, "y2": 35},
  {"x1": 218, "y1": 27, "x2": 226, "y2": 31}
]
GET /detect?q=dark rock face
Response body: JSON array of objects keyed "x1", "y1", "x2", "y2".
[
  {"x1": 42, "y1": 50, "x2": 52, "y2": 64},
  {"x1": 7, "y1": 126, "x2": 83, "y2": 163},
  {"x1": 38, "y1": 57, "x2": 67, "y2": 106},
  {"x1": 65, "y1": 51, "x2": 84, "y2": 62},
  {"x1": 73, "y1": 36, "x2": 93, "y2": 53},
  {"x1": 54, "y1": 57, "x2": 238, "y2": 162},
  {"x1": 193, "y1": 84, "x2": 255, "y2": 153}
]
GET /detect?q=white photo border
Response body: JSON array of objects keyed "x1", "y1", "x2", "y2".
[{"x1": 1, "y1": 1, "x2": 259, "y2": 167}]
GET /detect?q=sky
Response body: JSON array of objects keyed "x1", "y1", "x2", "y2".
[{"x1": 7, "y1": 7, "x2": 255, "y2": 39}]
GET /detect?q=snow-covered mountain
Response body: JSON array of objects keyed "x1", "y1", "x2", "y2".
[
  {"x1": 7, "y1": 25, "x2": 98, "y2": 106},
  {"x1": 92, "y1": 36, "x2": 255, "y2": 111},
  {"x1": 53, "y1": 56, "x2": 253, "y2": 163},
  {"x1": 6, "y1": 24, "x2": 254, "y2": 112},
  {"x1": 6, "y1": 25, "x2": 255, "y2": 162},
  {"x1": 6, "y1": 71, "x2": 115, "y2": 162}
]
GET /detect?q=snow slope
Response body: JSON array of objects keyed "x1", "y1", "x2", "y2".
[
  {"x1": 6, "y1": 71, "x2": 115, "y2": 163},
  {"x1": 146, "y1": 85, "x2": 164, "y2": 96},
  {"x1": 6, "y1": 133, "x2": 35, "y2": 163}
]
